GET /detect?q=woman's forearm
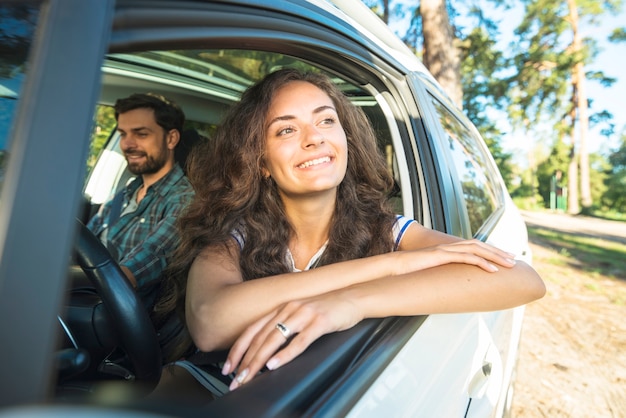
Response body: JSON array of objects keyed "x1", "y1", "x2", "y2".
[
  {"x1": 345, "y1": 260, "x2": 545, "y2": 319},
  {"x1": 187, "y1": 240, "x2": 538, "y2": 351},
  {"x1": 187, "y1": 252, "x2": 399, "y2": 351}
]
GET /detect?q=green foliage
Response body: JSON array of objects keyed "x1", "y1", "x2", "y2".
[
  {"x1": 87, "y1": 105, "x2": 116, "y2": 173},
  {"x1": 602, "y1": 131, "x2": 626, "y2": 211},
  {"x1": 364, "y1": 0, "x2": 625, "y2": 215},
  {"x1": 536, "y1": 139, "x2": 570, "y2": 207},
  {"x1": 588, "y1": 152, "x2": 609, "y2": 208},
  {"x1": 458, "y1": 25, "x2": 516, "y2": 189},
  {"x1": 609, "y1": 27, "x2": 626, "y2": 42},
  {"x1": 507, "y1": 0, "x2": 573, "y2": 130}
]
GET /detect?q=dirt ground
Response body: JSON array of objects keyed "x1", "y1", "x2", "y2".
[{"x1": 511, "y1": 212, "x2": 626, "y2": 418}]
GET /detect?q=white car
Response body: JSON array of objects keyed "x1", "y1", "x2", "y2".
[{"x1": 0, "y1": 0, "x2": 532, "y2": 416}]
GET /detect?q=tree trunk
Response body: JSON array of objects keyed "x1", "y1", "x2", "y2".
[
  {"x1": 567, "y1": 86, "x2": 580, "y2": 214},
  {"x1": 382, "y1": 0, "x2": 389, "y2": 24},
  {"x1": 568, "y1": 146, "x2": 580, "y2": 214},
  {"x1": 567, "y1": 0, "x2": 592, "y2": 210},
  {"x1": 420, "y1": 0, "x2": 463, "y2": 109}
]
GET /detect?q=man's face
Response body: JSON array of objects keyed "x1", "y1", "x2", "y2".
[{"x1": 117, "y1": 108, "x2": 170, "y2": 175}]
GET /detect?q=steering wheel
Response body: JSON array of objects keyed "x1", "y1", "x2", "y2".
[{"x1": 72, "y1": 219, "x2": 162, "y2": 388}]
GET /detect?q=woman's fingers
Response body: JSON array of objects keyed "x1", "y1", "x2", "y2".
[
  {"x1": 436, "y1": 241, "x2": 516, "y2": 272},
  {"x1": 265, "y1": 317, "x2": 327, "y2": 371},
  {"x1": 227, "y1": 303, "x2": 305, "y2": 390},
  {"x1": 451, "y1": 239, "x2": 517, "y2": 268},
  {"x1": 395, "y1": 240, "x2": 517, "y2": 275},
  {"x1": 227, "y1": 296, "x2": 360, "y2": 390},
  {"x1": 223, "y1": 311, "x2": 275, "y2": 376}
]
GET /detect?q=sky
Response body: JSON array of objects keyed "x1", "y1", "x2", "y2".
[{"x1": 385, "y1": 1, "x2": 626, "y2": 163}]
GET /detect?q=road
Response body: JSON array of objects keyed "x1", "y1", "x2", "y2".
[
  {"x1": 520, "y1": 209, "x2": 626, "y2": 245},
  {"x1": 512, "y1": 210, "x2": 626, "y2": 418}
]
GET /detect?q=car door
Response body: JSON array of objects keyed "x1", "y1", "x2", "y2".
[
  {"x1": 0, "y1": 0, "x2": 114, "y2": 406},
  {"x1": 416, "y1": 74, "x2": 531, "y2": 417}
]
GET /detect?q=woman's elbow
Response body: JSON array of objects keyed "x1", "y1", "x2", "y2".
[
  {"x1": 186, "y1": 305, "x2": 227, "y2": 353},
  {"x1": 516, "y1": 261, "x2": 546, "y2": 303}
]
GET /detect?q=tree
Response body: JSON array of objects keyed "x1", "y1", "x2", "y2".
[
  {"x1": 458, "y1": 11, "x2": 515, "y2": 190},
  {"x1": 367, "y1": 0, "x2": 516, "y2": 186},
  {"x1": 508, "y1": 0, "x2": 622, "y2": 214},
  {"x1": 420, "y1": 0, "x2": 463, "y2": 109}
]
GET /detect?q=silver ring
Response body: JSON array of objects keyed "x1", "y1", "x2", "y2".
[{"x1": 275, "y1": 322, "x2": 291, "y2": 339}]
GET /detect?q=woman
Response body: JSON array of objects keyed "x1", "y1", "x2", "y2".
[{"x1": 157, "y1": 68, "x2": 545, "y2": 391}]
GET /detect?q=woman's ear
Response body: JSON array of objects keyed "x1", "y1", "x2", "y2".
[{"x1": 261, "y1": 167, "x2": 270, "y2": 179}]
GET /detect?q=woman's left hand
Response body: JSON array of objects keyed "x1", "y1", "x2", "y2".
[{"x1": 222, "y1": 292, "x2": 362, "y2": 390}]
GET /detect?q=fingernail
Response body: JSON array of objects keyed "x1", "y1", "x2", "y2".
[
  {"x1": 507, "y1": 258, "x2": 517, "y2": 265},
  {"x1": 229, "y1": 368, "x2": 248, "y2": 391},
  {"x1": 236, "y1": 368, "x2": 249, "y2": 383},
  {"x1": 221, "y1": 360, "x2": 231, "y2": 375},
  {"x1": 229, "y1": 379, "x2": 239, "y2": 391},
  {"x1": 489, "y1": 263, "x2": 499, "y2": 272},
  {"x1": 506, "y1": 252, "x2": 516, "y2": 258},
  {"x1": 266, "y1": 357, "x2": 280, "y2": 370}
]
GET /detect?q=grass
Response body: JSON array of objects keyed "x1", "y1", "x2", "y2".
[
  {"x1": 588, "y1": 209, "x2": 626, "y2": 222},
  {"x1": 527, "y1": 226, "x2": 626, "y2": 280}
]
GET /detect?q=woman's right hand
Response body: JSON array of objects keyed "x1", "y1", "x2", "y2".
[
  {"x1": 391, "y1": 239, "x2": 517, "y2": 276},
  {"x1": 223, "y1": 290, "x2": 363, "y2": 390}
]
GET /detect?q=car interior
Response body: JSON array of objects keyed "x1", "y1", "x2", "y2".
[{"x1": 56, "y1": 48, "x2": 415, "y2": 411}]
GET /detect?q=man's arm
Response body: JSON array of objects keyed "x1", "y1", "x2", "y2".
[{"x1": 119, "y1": 191, "x2": 193, "y2": 289}]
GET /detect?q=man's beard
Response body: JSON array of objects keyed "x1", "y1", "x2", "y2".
[{"x1": 125, "y1": 139, "x2": 169, "y2": 175}]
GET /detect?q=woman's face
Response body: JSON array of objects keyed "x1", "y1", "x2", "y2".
[{"x1": 263, "y1": 81, "x2": 348, "y2": 199}]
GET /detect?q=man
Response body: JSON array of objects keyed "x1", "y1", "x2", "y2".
[{"x1": 87, "y1": 93, "x2": 194, "y2": 306}]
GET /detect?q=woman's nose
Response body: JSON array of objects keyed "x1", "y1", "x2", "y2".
[{"x1": 303, "y1": 126, "x2": 325, "y2": 148}]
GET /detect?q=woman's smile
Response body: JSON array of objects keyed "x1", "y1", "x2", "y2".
[{"x1": 296, "y1": 155, "x2": 332, "y2": 169}]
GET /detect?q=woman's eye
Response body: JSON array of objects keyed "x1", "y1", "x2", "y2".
[
  {"x1": 320, "y1": 116, "x2": 337, "y2": 126},
  {"x1": 277, "y1": 126, "x2": 294, "y2": 136}
]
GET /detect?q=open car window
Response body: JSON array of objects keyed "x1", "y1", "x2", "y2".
[{"x1": 87, "y1": 49, "x2": 408, "y2": 214}]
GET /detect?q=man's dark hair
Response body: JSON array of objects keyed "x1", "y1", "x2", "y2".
[{"x1": 114, "y1": 93, "x2": 185, "y2": 134}]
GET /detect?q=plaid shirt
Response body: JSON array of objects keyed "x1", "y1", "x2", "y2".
[{"x1": 87, "y1": 164, "x2": 194, "y2": 294}]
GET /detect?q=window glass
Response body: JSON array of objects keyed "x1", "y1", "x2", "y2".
[
  {"x1": 430, "y1": 98, "x2": 502, "y2": 234},
  {"x1": 0, "y1": 3, "x2": 40, "y2": 192}
]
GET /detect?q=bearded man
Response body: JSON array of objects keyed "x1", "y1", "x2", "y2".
[{"x1": 87, "y1": 93, "x2": 194, "y2": 306}]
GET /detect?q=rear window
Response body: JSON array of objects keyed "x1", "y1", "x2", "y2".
[{"x1": 430, "y1": 98, "x2": 503, "y2": 234}]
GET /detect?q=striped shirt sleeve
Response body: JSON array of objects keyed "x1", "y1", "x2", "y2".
[{"x1": 392, "y1": 215, "x2": 416, "y2": 250}]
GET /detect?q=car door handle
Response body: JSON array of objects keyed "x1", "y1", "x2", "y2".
[{"x1": 468, "y1": 360, "x2": 493, "y2": 399}]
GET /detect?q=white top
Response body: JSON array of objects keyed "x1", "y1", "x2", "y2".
[{"x1": 232, "y1": 215, "x2": 416, "y2": 272}]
